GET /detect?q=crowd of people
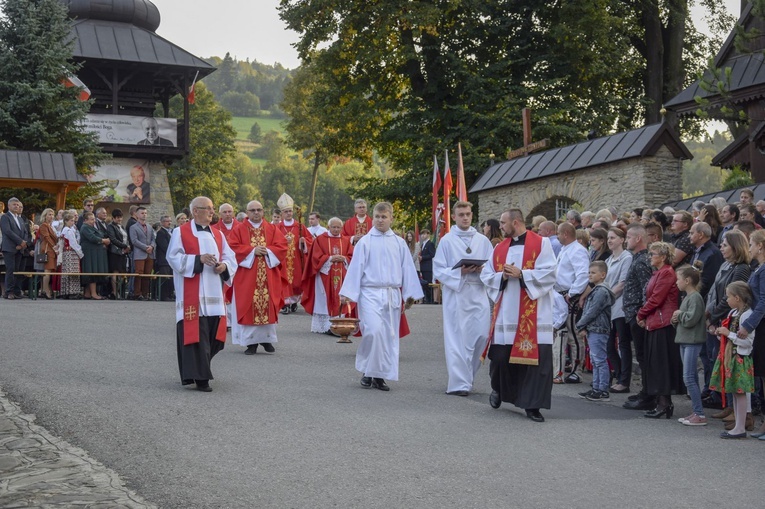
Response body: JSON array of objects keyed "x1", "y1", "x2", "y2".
[{"x1": 4, "y1": 188, "x2": 765, "y2": 438}]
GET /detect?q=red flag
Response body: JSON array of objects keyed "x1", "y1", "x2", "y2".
[
  {"x1": 63, "y1": 73, "x2": 90, "y2": 101},
  {"x1": 188, "y1": 71, "x2": 199, "y2": 105},
  {"x1": 456, "y1": 143, "x2": 468, "y2": 202},
  {"x1": 443, "y1": 150, "x2": 452, "y2": 236},
  {"x1": 431, "y1": 155, "x2": 442, "y2": 232}
]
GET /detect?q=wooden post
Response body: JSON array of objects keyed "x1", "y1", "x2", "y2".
[{"x1": 522, "y1": 108, "x2": 532, "y2": 148}]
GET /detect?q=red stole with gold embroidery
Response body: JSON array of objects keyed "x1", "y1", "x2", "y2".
[
  {"x1": 180, "y1": 223, "x2": 227, "y2": 345},
  {"x1": 481, "y1": 232, "x2": 542, "y2": 365}
]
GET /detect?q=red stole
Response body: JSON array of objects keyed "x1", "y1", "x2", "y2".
[
  {"x1": 481, "y1": 232, "x2": 543, "y2": 365},
  {"x1": 179, "y1": 223, "x2": 227, "y2": 346}
]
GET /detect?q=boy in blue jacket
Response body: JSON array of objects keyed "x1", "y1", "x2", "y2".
[{"x1": 576, "y1": 261, "x2": 615, "y2": 401}]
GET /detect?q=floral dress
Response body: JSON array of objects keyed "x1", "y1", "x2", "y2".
[{"x1": 709, "y1": 308, "x2": 755, "y2": 394}]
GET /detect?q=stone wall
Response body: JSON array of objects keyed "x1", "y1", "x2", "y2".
[{"x1": 476, "y1": 145, "x2": 682, "y2": 224}]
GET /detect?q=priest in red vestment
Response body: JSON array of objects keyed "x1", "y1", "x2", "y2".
[
  {"x1": 302, "y1": 217, "x2": 354, "y2": 334},
  {"x1": 227, "y1": 200, "x2": 287, "y2": 355},
  {"x1": 213, "y1": 203, "x2": 237, "y2": 307},
  {"x1": 276, "y1": 193, "x2": 313, "y2": 314},
  {"x1": 342, "y1": 198, "x2": 373, "y2": 245}
]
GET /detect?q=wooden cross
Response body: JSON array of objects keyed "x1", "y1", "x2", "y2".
[
  {"x1": 506, "y1": 108, "x2": 550, "y2": 160},
  {"x1": 185, "y1": 305, "x2": 197, "y2": 321}
]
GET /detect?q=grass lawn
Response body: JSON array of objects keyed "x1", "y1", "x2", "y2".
[{"x1": 232, "y1": 116, "x2": 286, "y2": 141}]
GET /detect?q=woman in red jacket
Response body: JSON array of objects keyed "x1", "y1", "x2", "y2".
[{"x1": 637, "y1": 241, "x2": 684, "y2": 419}]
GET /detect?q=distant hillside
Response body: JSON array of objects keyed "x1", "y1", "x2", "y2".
[{"x1": 201, "y1": 53, "x2": 292, "y2": 118}]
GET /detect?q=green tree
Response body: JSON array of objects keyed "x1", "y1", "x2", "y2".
[
  {"x1": 723, "y1": 166, "x2": 754, "y2": 190},
  {"x1": 247, "y1": 122, "x2": 263, "y2": 144},
  {"x1": 0, "y1": 0, "x2": 106, "y2": 208},
  {"x1": 219, "y1": 90, "x2": 261, "y2": 116},
  {"x1": 167, "y1": 83, "x2": 237, "y2": 212},
  {"x1": 279, "y1": 0, "x2": 731, "y2": 214}
]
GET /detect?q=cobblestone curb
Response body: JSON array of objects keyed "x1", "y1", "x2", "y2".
[{"x1": 0, "y1": 388, "x2": 156, "y2": 508}]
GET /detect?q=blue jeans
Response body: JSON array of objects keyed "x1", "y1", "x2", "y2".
[
  {"x1": 588, "y1": 332, "x2": 610, "y2": 392},
  {"x1": 681, "y1": 344, "x2": 704, "y2": 416}
]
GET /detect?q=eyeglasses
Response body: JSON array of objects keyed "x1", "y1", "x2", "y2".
[{"x1": 248, "y1": 208, "x2": 263, "y2": 213}]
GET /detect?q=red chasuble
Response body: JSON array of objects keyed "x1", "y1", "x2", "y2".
[
  {"x1": 301, "y1": 233, "x2": 354, "y2": 315},
  {"x1": 228, "y1": 221, "x2": 287, "y2": 326},
  {"x1": 179, "y1": 223, "x2": 227, "y2": 345},
  {"x1": 342, "y1": 215, "x2": 373, "y2": 239},
  {"x1": 277, "y1": 221, "x2": 313, "y2": 299},
  {"x1": 482, "y1": 231, "x2": 543, "y2": 365}
]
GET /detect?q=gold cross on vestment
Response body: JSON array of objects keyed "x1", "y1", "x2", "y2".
[{"x1": 185, "y1": 305, "x2": 197, "y2": 321}]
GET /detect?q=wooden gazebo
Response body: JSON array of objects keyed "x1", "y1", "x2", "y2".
[{"x1": 0, "y1": 150, "x2": 87, "y2": 210}]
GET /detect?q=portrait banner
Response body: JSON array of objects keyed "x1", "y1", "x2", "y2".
[
  {"x1": 83, "y1": 114, "x2": 177, "y2": 147},
  {"x1": 92, "y1": 158, "x2": 152, "y2": 204}
]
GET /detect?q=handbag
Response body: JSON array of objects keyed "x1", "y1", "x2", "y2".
[{"x1": 35, "y1": 252, "x2": 48, "y2": 264}]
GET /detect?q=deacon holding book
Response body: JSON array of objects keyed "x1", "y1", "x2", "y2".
[
  {"x1": 167, "y1": 196, "x2": 237, "y2": 392},
  {"x1": 340, "y1": 202, "x2": 423, "y2": 391},
  {"x1": 433, "y1": 201, "x2": 493, "y2": 396},
  {"x1": 480, "y1": 208, "x2": 557, "y2": 422}
]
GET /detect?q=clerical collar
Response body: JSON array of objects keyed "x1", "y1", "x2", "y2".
[
  {"x1": 196, "y1": 224, "x2": 211, "y2": 232},
  {"x1": 512, "y1": 232, "x2": 527, "y2": 244},
  {"x1": 328, "y1": 232, "x2": 340, "y2": 238},
  {"x1": 370, "y1": 227, "x2": 393, "y2": 236},
  {"x1": 223, "y1": 220, "x2": 234, "y2": 229},
  {"x1": 356, "y1": 215, "x2": 367, "y2": 221},
  {"x1": 283, "y1": 219, "x2": 294, "y2": 226},
  {"x1": 248, "y1": 219, "x2": 263, "y2": 228}
]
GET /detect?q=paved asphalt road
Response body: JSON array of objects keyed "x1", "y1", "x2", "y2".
[{"x1": 1, "y1": 300, "x2": 763, "y2": 508}]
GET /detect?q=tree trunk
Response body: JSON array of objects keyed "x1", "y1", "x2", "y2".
[
  {"x1": 643, "y1": 2, "x2": 664, "y2": 124},
  {"x1": 663, "y1": 0, "x2": 688, "y2": 126},
  {"x1": 307, "y1": 152, "x2": 322, "y2": 217}
]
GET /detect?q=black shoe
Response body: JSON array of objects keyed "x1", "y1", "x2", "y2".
[
  {"x1": 489, "y1": 390, "x2": 501, "y2": 409},
  {"x1": 290, "y1": 303, "x2": 298, "y2": 312},
  {"x1": 447, "y1": 390, "x2": 469, "y2": 397},
  {"x1": 371, "y1": 378, "x2": 390, "y2": 391},
  {"x1": 702, "y1": 396, "x2": 723, "y2": 409},
  {"x1": 526, "y1": 409, "x2": 545, "y2": 422},
  {"x1": 195, "y1": 381, "x2": 212, "y2": 392},
  {"x1": 644, "y1": 405, "x2": 674, "y2": 419},
  {"x1": 586, "y1": 390, "x2": 610, "y2": 402},
  {"x1": 627, "y1": 391, "x2": 646, "y2": 402},
  {"x1": 623, "y1": 398, "x2": 655, "y2": 410},
  {"x1": 280, "y1": 305, "x2": 291, "y2": 315},
  {"x1": 579, "y1": 390, "x2": 595, "y2": 399},
  {"x1": 245, "y1": 344, "x2": 259, "y2": 355},
  {"x1": 107, "y1": 293, "x2": 116, "y2": 300},
  {"x1": 360, "y1": 376, "x2": 372, "y2": 387},
  {"x1": 564, "y1": 373, "x2": 582, "y2": 384},
  {"x1": 261, "y1": 343, "x2": 275, "y2": 353}
]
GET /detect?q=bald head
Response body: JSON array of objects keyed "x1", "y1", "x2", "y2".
[
  {"x1": 219, "y1": 203, "x2": 234, "y2": 224},
  {"x1": 538, "y1": 220, "x2": 557, "y2": 237},
  {"x1": 557, "y1": 222, "x2": 576, "y2": 244},
  {"x1": 190, "y1": 196, "x2": 214, "y2": 226},
  {"x1": 328, "y1": 217, "x2": 343, "y2": 236},
  {"x1": 246, "y1": 200, "x2": 264, "y2": 223}
]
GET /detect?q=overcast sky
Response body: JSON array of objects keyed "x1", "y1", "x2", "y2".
[{"x1": 153, "y1": 0, "x2": 743, "y2": 70}]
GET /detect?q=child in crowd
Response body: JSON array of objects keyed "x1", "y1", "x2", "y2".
[
  {"x1": 672, "y1": 265, "x2": 708, "y2": 426},
  {"x1": 575, "y1": 261, "x2": 615, "y2": 401},
  {"x1": 711, "y1": 281, "x2": 756, "y2": 439}
]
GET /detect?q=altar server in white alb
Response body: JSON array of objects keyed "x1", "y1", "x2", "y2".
[
  {"x1": 167, "y1": 196, "x2": 238, "y2": 393},
  {"x1": 340, "y1": 202, "x2": 424, "y2": 391},
  {"x1": 480, "y1": 208, "x2": 557, "y2": 422},
  {"x1": 433, "y1": 201, "x2": 493, "y2": 396}
]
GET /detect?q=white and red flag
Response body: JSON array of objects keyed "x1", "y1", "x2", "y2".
[{"x1": 431, "y1": 154, "x2": 442, "y2": 232}]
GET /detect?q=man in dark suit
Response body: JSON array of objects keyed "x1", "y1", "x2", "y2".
[
  {"x1": 95, "y1": 207, "x2": 111, "y2": 297},
  {"x1": 155, "y1": 215, "x2": 174, "y2": 301},
  {"x1": 0, "y1": 197, "x2": 32, "y2": 299},
  {"x1": 419, "y1": 229, "x2": 436, "y2": 304},
  {"x1": 76, "y1": 199, "x2": 95, "y2": 230}
]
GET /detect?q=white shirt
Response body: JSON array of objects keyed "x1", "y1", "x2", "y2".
[{"x1": 555, "y1": 241, "x2": 589, "y2": 296}]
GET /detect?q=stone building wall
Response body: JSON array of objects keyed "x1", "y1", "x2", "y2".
[{"x1": 476, "y1": 146, "x2": 682, "y2": 224}]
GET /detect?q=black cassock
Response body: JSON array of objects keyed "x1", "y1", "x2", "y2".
[{"x1": 177, "y1": 315, "x2": 224, "y2": 385}]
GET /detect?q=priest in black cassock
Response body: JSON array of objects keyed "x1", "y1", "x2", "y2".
[
  {"x1": 167, "y1": 196, "x2": 237, "y2": 392},
  {"x1": 480, "y1": 208, "x2": 557, "y2": 422}
]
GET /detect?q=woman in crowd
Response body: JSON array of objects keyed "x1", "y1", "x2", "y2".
[
  {"x1": 59, "y1": 211, "x2": 83, "y2": 299},
  {"x1": 79, "y1": 211, "x2": 109, "y2": 300},
  {"x1": 705, "y1": 230, "x2": 751, "y2": 418},
  {"x1": 51, "y1": 209, "x2": 64, "y2": 232},
  {"x1": 630, "y1": 208, "x2": 644, "y2": 224},
  {"x1": 175, "y1": 212, "x2": 188, "y2": 227},
  {"x1": 737, "y1": 229, "x2": 765, "y2": 437},
  {"x1": 698, "y1": 204, "x2": 723, "y2": 244},
  {"x1": 605, "y1": 227, "x2": 633, "y2": 393},
  {"x1": 650, "y1": 210, "x2": 672, "y2": 241},
  {"x1": 531, "y1": 215, "x2": 546, "y2": 232},
  {"x1": 37, "y1": 208, "x2": 58, "y2": 299},
  {"x1": 576, "y1": 229, "x2": 590, "y2": 249},
  {"x1": 637, "y1": 241, "x2": 683, "y2": 419},
  {"x1": 482, "y1": 219, "x2": 502, "y2": 247},
  {"x1": 589, "y1": 228, "x2": 611, "y2": 262},
  {"x1": 106, "y1": 209, "x2": 130, "y2": 299},
  {"x1": 405, "y1": 230, "x2": 421, "y2": 273}
]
